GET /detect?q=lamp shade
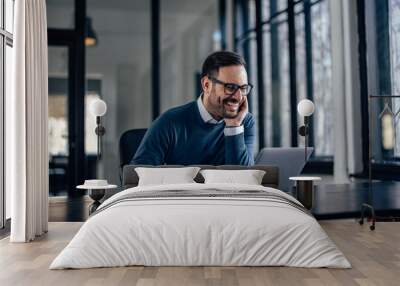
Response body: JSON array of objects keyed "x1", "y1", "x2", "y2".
[
  {"x1": 85, "y1": 17, "x2": 98, "y2": 47},
  {"x1": 297, "y1": 99, "x2": 315, "y2": 117},
  {"x1": 90, "y1": 99, "x2": 107, "y2": 117}
]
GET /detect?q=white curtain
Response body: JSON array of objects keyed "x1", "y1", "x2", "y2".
[
  {"x1": 330, "y1": 0, "x2": 363, "y2": 182},
  {"x1": 7, "y1": 0, "x2": 49, "y2": 242}
]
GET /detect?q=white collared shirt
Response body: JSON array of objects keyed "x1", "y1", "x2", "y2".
[{"x1": 197, "y1": 96, "x2": 244, "y2": 136}]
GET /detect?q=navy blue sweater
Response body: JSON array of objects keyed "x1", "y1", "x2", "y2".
[{"x1": 131, "y1": 101, "x2": 255, "y2": 165}]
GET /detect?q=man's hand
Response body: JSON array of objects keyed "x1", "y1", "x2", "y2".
[{"x1": 224, "y1": 97, "x2": 248, "y2": 127}]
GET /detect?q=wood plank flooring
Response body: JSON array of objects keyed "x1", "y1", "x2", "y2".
[{"x1": 0, "y1": 221, "x2": 399, "y2": 286}]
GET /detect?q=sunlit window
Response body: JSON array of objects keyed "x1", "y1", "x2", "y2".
[
  {"x1": 370, "y1": 0, "x2": 400, "y2": 164},
  {"x1": 2, "y1": 0, "x2": 15, "y2": 225},
  {"x1": 310, "y1": 0, "x2": 333, "y2": 156},
  {"x1": 389, "y1": 0, "x2": 400, "y2": 157},
  {"x1": 235, "y1": 0, "x2": 333, "y2": 159}
]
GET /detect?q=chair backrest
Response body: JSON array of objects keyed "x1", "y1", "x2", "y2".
[
  {"x1": 255, "y1": 147, "x2": 314, "y2": 192},
  {"x1": 119, "y1": 128, "x2": 147, "y2": 172}
]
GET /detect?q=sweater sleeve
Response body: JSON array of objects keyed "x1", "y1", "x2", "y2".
[
  {"x1": 130, "y1": 115, "x2": 172, "y2": 165},
  {"x1": 224, "y1": 114, "x2": 255, "y2": 166}
]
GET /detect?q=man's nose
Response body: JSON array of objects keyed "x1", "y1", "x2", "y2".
[{"x1": 231, "y1": 88, "x2": 243, "y2": 99}]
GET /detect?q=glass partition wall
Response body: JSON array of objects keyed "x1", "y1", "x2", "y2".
[
  {"x1": 86, "y1": 0, "x2": 221, "y2": 185},
  {"x1": 48, "y1": 47, "x2": 70, "y2": 196},
  {"x1": 86, "y1": 0, "x2": 152, "y2": 185},
  {"x1": 46, "y1": 0, "x2": 223, "y2": 193}
]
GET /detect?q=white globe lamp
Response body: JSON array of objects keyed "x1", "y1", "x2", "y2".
[
  {"x1": 297, "y1": 99, "x2": 315, "y2": 163},
  {"x1": 90, "y1": 99, "x2": 107, "y2": 163},
  {"x1": 297, "y1": 99, "x2": 315, "y2": 117},
  {"x1": 90, "y1": 99, "x2": 107, "y2": 117}
]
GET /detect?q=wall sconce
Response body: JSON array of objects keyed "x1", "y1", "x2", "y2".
[
  {"x1": 297, "y1": 99, "x2": 315, "y2": 163},
  {"x1": 90, "y1": 99, "x2": 107, "y2": 163}
]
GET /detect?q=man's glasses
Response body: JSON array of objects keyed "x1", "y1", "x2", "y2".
[{"x1": 208, "y1": 76, "x2": 253, "y2": 96}]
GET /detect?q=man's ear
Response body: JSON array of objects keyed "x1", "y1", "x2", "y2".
[{"x1": 201, "y1": 76, "x2": 211, "y2": 95}]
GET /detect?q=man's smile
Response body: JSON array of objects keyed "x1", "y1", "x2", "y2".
[
  {"x1": 224, "y1": 101, "x2": 239, "y2": 111},
  {"x1": 223, "y1": 97, "x2": 240, "y2": 112}
]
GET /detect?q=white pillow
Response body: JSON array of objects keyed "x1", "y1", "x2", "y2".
[
  {"x1": 135, "y1": 167, "x2": 201, "y2": 186},
  {"x1": 200, "y1": 169, "x2": 266, "y2": 185}
]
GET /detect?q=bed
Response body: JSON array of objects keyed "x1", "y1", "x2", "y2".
[{"x1": 50, "y1": 165, "x2": 350, "y2": 269}]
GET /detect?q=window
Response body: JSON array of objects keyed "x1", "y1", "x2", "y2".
[
  {"x1": 309, "y1": 0, "x2": 333, "y2": 157},
  {"x1": 264, "y1": 11, "x2": 291, "y2": 148},
  {"x1": 1, "y1": 0, "x2": 14, "y2": 228},
  {"x1": 234, "y1": 0, "x2": 334, "y2": 162},
  {"x1": 367, "y1": 0, "x2": 400, "y2": 166},
  {"x1": 235, "y1": 0, "x2": 259, "y2": 150},
  {"x1": 389, "y1": 0, "x2": 400, "y2": 158}
]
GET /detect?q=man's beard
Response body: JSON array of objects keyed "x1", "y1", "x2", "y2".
[
  {"x1": 220, "y1": 96, "x2": 240, "y2": 119},
  {"x1": 207, "y1": 89, "x2": 240, "y2": 119}
]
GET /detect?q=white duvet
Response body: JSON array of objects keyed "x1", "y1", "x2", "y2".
[{"x1": 50, "y1": 183, "x2": 351, "y2": 269}]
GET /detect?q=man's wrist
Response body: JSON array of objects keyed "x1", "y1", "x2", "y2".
[
  {"x1": 224, "y1": 125, "x2": 244, "y2": 136},
  {"x1": 224, "y1": 119, "x2": 242, "y2": 127},
  {"x1": 224, "y1": 113, "x2": 247, "y2": 127}
]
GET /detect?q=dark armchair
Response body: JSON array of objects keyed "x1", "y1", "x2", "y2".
[{"x1": 118, "y1": 128, "x2": 147, "y2": 183}]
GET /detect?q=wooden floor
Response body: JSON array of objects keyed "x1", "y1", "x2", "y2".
[{"x1": 0, "y1": 221, "x2": 399, "y2": 286}]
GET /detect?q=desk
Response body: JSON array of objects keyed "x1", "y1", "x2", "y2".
[{"x1": 311, "y1": 182, "x2": 400, "y2": 219}]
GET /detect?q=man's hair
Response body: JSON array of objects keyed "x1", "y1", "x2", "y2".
[{"x1": 201, "y1": 51, "x2": 246, "y2": 78}]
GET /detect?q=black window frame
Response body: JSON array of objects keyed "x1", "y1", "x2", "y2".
[
  {"x1": 357, "y1": 0, "x2": 400, "y2": 180},
  {"x1": 234, "y1": 0, "x2": 334, "y2": 173}
]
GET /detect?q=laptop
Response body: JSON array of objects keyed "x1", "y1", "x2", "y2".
[{"x1": 255, "y1": 147, "x2": 314, "y2": 192}]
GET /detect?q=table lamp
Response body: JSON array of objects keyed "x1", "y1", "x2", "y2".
[
  {"x1": 297, "y1": 99, "x2": 315, "y2": 163},
  {"x1": 90, "y1": 99, "x2": 107, "y2": 164}
]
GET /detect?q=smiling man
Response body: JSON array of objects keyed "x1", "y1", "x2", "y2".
[{"x1": 131, "y1": 51, "x2": 255, "y2": 165}]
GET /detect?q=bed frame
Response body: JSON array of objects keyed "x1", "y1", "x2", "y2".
[{"x1": 122, "y1": 165, "x2": 279, "y2": 189}]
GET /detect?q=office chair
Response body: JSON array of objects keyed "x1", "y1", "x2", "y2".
[{"x1": 118, "y1": 128, "x2": 147, "y2": 183}]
